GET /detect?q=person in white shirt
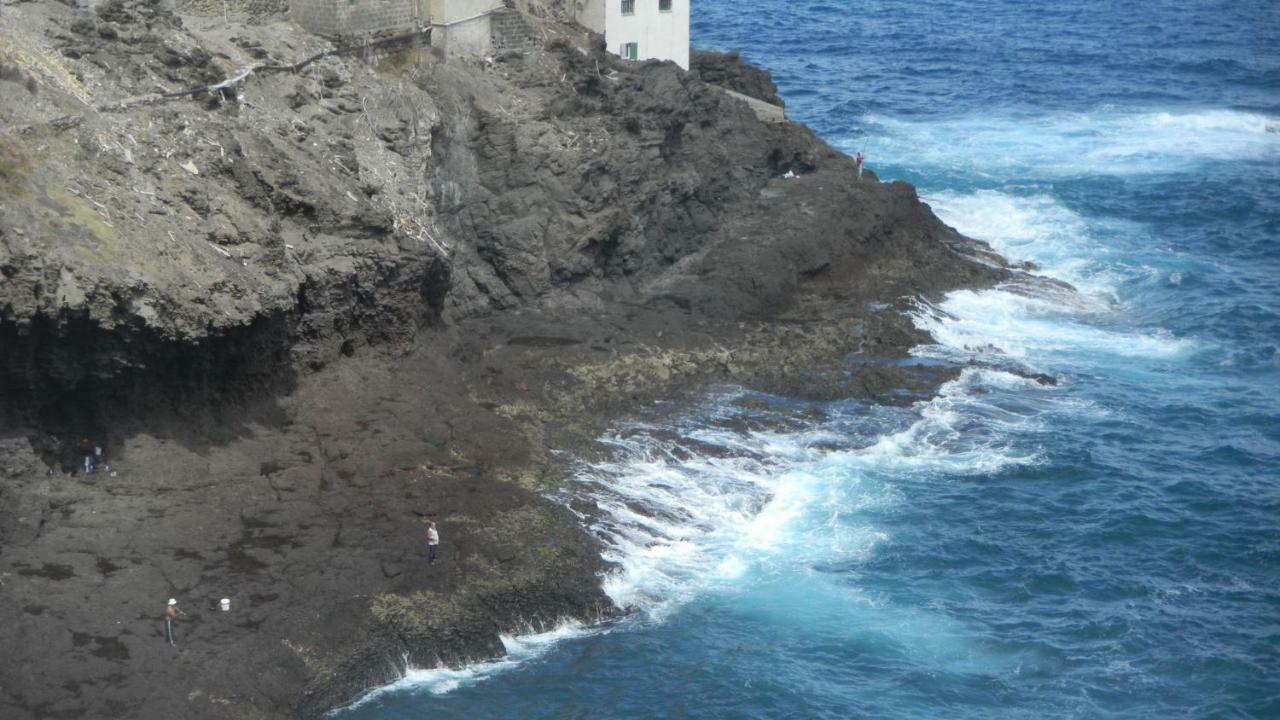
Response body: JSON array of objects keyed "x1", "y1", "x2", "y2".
[
  {"x1": 426, "y1": 521, "x2": 440, "y2": 565},
  {"x1": 164, "y1": 598, "x2": 185, "y2": 646}
]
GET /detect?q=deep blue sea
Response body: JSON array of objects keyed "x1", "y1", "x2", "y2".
[{"x1": 340, "y1": 1, "x2": 1280, "y2": 717}]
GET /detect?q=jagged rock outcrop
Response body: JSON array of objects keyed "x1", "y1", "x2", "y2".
[{"x1": 691, "y1": 48, "x2": 785, "y2": 107}]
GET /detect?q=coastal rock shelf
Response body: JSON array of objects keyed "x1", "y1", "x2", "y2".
[{"x1": 0, "y1": 1, "x2": 1007, "y2": 718}]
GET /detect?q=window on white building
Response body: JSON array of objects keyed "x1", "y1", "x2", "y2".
[
  {"x1": 621, "y1": 0, "x2": 635, "y2": 16},
  {"x1": 621, "y1": 42, "x2": 639, "y2": 60},
  {"x1": 660, "y1": 0, "x2": 673, "y2": 11}
]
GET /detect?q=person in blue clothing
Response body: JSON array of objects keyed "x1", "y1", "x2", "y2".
[{"x1": 81, "y1": 440, "x2": 108, "y2": 474}]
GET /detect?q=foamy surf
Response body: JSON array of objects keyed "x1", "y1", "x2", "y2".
[
  {"x1": 915, "y1": 188, "x2": 1195, "y2": 367},
  {"x1": 578, "y1": 412, "x2": 807, "y2": 618},
  {"x1": 925, "y1": 190, "x2": 1123, "y2": 298},
  {"x1": 859, "y1": 108, "x2": 1280, "y2": 178},
  {"x1": 553, "y1": 363, "x2": 1073, "y2": 683},
  {"x1": 574, "y1": 364, "x2": 1065, "y2": 614},
  {"x1": 334, "y1": 622, "x2": 594, "y2": 713}
]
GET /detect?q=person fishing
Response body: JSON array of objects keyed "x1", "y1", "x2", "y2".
[
  {"x1": 855, "y1": 151, "x2": 865, "y2": 180},
  {"x1": 164, "y1": 598, "x2": 185, "y2": 646}
]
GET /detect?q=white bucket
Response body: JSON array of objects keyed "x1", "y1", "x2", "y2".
[{"x1": 219, "y1": 598, "x2": 231, "y2": 612}]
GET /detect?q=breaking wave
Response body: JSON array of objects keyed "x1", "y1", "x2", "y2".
[
  {"x1": 336, "y1": 622, "x2": 594, "y2": 712},
  {"x1": 858, "y1": 108, "x2": 1280, "y2": 179}
]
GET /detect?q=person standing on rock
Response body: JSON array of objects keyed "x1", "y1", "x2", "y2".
[
  {"x1": 81, "y1": 441, "x2": 110, "y2": 475},
  {"x1": 164, "y1": 599, "x2": 185, "y2": 646},
  {"x1": 855, "y1": 151, "x2": 865, "y2": 180},
  {"x1": 426, "y1": 521, "x2": 440, "y2": 565},
  {"x1": 80, "y1": 438, "x2": 98, "y2": 474}
]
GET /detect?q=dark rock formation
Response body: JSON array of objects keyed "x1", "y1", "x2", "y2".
[
  {"x1": 691, "y1": 48, "x2": 785, "y2": 108},
  {"x1": 0, "y1": 3, "x2": 1008, "y2": 719}
]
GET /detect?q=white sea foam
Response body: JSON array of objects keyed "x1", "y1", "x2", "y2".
[
  {"x1": 577, "y1": 365, "x2": 1059, "y2": 616},
  {"x1": 838, "y1": 368, "x2": 1045, "y2": 476},
  {"x1": 336, "y1": 622, "x2": 593, "y2": 712},
  {"x1": 859, "y1": 108, "x2": 1280, "y2": 178},
  {"x1": 913, "y1": 291, "x2": 1190, "y2": 363},
  {"x1": 914, "y1": 189, "x2": 1194, "y2": 365},
  {"x1": 924, "y1": 190, "x2": 1121, "y2": 298},
  {"x1": 556, "y1": 364, "x2": 1062, "y2": 680},
  {"x1": 581, "y1": 420, "x2": 802, "y2": 617}
]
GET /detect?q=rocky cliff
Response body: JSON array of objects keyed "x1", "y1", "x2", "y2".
[{"x1": 0, "y1": 2, "x2": 1007, "y2": 718}]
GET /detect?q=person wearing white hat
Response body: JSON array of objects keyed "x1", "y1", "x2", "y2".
[{"x1": 164, "y1": 598, "x2": 185, "y2": 646}]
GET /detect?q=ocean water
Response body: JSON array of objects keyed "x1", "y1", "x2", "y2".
[{"x1": 340, "y1": 1, "x2": 1280, "y2": 717}]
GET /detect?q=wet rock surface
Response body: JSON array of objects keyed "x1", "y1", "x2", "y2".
[{"x1": 0, "y1": 3, "x2": 1008, "y2": 719}]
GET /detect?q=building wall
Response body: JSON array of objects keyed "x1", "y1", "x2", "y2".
[
  {"x1": 423, "y1": 0, "x2": 498, "y2": 24},
  {"x1": 490, "y1": 9, "x2": 539, "y2": 54},
  {"x1": 573, "y1": 0, "x2": 606, "y2": 34},
  {"x1": 600, "y1": 0, "x2": 689, "y2": 69},
  {"x1": 291, "y1": 0, "x2": 419, "y2": 38},
  {"x1": 439, "y1": 14, "x2": 493, "y2": 55},
  {"x1": 423, "y1": 0, "x2": 500, "y2": 56}
]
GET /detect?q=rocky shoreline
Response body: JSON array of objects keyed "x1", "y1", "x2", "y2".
[{"x1": 1, "y1": 2, "x2": 1013, "y2": 718}]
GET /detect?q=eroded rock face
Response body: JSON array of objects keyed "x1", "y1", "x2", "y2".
[
  {"x1": 428, "y1": 42, "x2": 998, "y2": 321},
  {"x1": 691, "y1": 48, "x2": 786, "y2": 108},
  {"x1": 0, "y1": 2, "x2": 1007, "y2": 719}
]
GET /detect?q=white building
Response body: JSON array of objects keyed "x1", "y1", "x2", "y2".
[{"x1": 573, "y1": 0, "x2": 690, "y2": 70}]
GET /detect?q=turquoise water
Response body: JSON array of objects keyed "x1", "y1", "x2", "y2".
[{"x1": 340, "y1": 1, "x2": 1280, "y2": 717}]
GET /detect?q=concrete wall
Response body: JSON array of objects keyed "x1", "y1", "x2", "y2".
[
  {"x1": 438, "y1": 14, "x2": 493, "y2": 55},
  {"x1": 291, "y1": 0, "x2": 419, "y2": 38},
  {"x1": 584, "y1": 0, "x2": 689, "y2": 69},
  {"x1": 423, "y1": 0, "x2": 500, "y2": 56},
  {"x1": 573, "y1": 0, "x2": 606, "y2": 34},
  {"x1": 423, "y1": 0, "x2": 497, "y2": 23}
]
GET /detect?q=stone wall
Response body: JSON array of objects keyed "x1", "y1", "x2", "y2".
[
  {"x1": 490, "y1": 8, "x2": 537, "y2": 53},
  {"x1": 291, "y1": 0, "x2": 419, "y2": 38},
  {"x1": 175, "y1": 0, "x2": 289, "y2": 16},
  {"x1": 424, "y1": 0, "x2": 496, "y2": 23}
]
